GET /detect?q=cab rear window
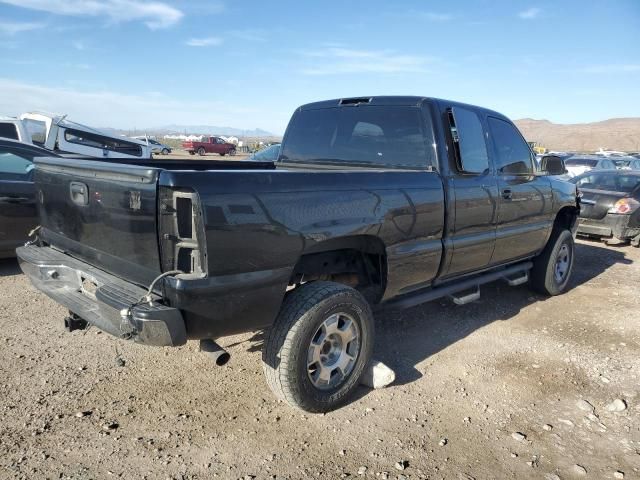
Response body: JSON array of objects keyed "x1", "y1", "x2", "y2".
[
  {"x1": 281, "y1": 106, "x2": 434, "y2": 169},
  {"x1": 566, "y1": 158, "x2": 598, "y2": 167}
]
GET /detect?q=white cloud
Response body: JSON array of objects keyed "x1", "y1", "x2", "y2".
[
  {"x1": 417, "y1": 12, "x2": 453, "y2": 22},
  {"x1": 0, "y1": 21, "x2": 45, "y2": 35},
  {"x1": 230, "y1": 29, "x2": 267, "y2": 42},
  {"x1": 0, "y1": 0, "x2": 184, "y2": 29},
  {"x1": 299, "y1": 47, "x2": 437, "y2": 75},
  {"x1": 0, "y1": 78, "x2": 258, "y2": 129},
  {"x1": 518, "y1": 7, "x2": 541, "y2": 19},
  {"x1": 581, "y1": 64, "x2": 640, "y2": 74},
  {"x1": 185, "y1": 37, "x2": 223, "y2": 47}
]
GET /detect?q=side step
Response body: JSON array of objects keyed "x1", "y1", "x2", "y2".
[
  {"x1": 450, "y1": 287, "x2": 480, "y2": 305},
  {"x1": 504, "y1": 272, "x2": 529, "y2": 286},
  {"x1": 383, "y1": 261, "x2": 533, "y2": 310}
]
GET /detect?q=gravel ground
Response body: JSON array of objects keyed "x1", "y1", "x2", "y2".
[{"x1": 0, "y1": 238, "x2": 638, "y2": 480}]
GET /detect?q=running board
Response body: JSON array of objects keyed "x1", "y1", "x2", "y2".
[
  {"x1": 504, "y1": 272, "x2": 529, "y2": 286},
  {"x1": 383, "y1": 261, "x2": 533, "y2": 310},
  {"x1": 450, "y1": 287, "x2": 480, "y2": 305}
]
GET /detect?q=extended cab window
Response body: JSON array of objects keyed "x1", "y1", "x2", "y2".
[
  {"x1": 281, "y1": 106, "x2": 433, "y2": 169},
  {"x1": 448, "y1": 107, "x2": 489, "y2": 174},
  {"x1": 488, "y1": 117, "x2": 534, "y2": 175}
]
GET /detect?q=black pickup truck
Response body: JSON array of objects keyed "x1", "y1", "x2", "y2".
[{"x1": 18, "y1": 96, "x2": 578, "y2": 412}]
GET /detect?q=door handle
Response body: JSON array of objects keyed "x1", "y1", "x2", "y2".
[{"x1": 502, "y1": 189, "x2": 512, "y2": 200}]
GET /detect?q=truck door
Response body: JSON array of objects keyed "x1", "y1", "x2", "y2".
[
  {"x1": 487, "y1": 116, "x2": 553, "y2": 263},
  {"x1": 0, "y1": 147, "x2": 36, "y2": 256},
  {"x1": 441, "y1": 105, "x2": 499, "y2": 277}
]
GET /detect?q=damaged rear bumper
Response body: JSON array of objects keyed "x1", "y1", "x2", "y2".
[
  {"x1": 16, "y1": 244, "x2": 186, "y2": 347},
  {"x1": 577, "y1": 214, "x2": 640, "y2": 240}
]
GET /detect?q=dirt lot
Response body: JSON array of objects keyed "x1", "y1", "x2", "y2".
[{"x1": 1, "y1": 239, "x2": 638, "y2": 480}]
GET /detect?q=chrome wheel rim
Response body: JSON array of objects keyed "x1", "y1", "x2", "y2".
[
  {"x1": 307, "y1": 312, "x2": 360, "y2": 390},
  {"x1": 554, "y1": 243, "x2": 571, "y2": 283}
]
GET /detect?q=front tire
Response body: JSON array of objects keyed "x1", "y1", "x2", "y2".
[
  {"x1": 161, "y1": 148, "x2": 169, "y2": 155},
  {"x1": 262, "y1": 281, "x2": 374, "y2": 412},
  {"x1": 530, "y1": 229, "x2": 574, "y2": 295}
]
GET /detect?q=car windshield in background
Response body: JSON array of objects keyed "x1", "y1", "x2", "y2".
[
  {"x1": 572, "y1": 172, "x2": 640, "y2": 193},
  {"x1": 281, "y1": 106, "x2": 434, "y2": 169},
  {"x1": 249, "y1": 144, "x2": 280, "y2": 161},
  {"x1": 566, "y1": 158, "x2": 598, "y2": 167}
]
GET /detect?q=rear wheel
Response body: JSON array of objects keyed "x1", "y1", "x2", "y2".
[
  {"x1": 530, "y1": 229, "x2": 574, "y2": 295},
  {"x1": 188, "y1": 151, "x2": 195, "y2": 155},
  {"x1": 198, "y1": 147, "x2": 206, "y2": 156},
  {"x1": 262, "y1": 281, "x2": 374, "y2": 412}
]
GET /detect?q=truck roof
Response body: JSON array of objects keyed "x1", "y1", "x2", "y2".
[{"x1": 297, "y1": 96, "x2": 509, "y2": 121}]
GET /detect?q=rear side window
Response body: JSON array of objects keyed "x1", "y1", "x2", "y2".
[
  {"x1": 64, "y1": 128, "x2": 143, "y2": 157},
  {"x1": 0, "y1": 123, "x2": 19, "y2": 140},
  {"x1": 566, "y1": 158, "x2": 598, "y2": 167},
  {"x1": 281, "y1": 106, "x2": 433, "y2": 169},
  {"x1": 488, "y1": 117, "x2": 534, "y2": 175},
  {"x1": 574, "y1": 173, "x2": 640, "y2": 193},
  {"x1": 0, "y1": 151, "x2": 33, "y2": 179},
  {"x1": 448, "y1": 107, "x2": 489, "y2": 174}
]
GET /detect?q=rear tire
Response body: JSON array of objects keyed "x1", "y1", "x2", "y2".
[
  {"x1": 262, "y1": 281, "x2": 374, "y2": 413},
  {"x1": 189, "y1": 151, "x2": 195, "y2": 155},
  {"x1": 198, "y1": 147, "x2": 205, "y2": 156},
  {"x1": 530, "y1": 229, "x2": 574, "y2": 295}
]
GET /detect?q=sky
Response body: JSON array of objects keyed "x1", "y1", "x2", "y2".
[{"x1": 0, "y1": 0, "x2": 639, "y2": 135}]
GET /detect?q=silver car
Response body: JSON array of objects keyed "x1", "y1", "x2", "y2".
[{"x1": 147, "y1": 138, "x2": 172, "y2": 155}]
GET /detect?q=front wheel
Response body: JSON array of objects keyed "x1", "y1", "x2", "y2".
[
  {"x1": 530, "y1": 229, "x2": 574, "y2": 295},
  {"x1": 262, "y1": 281, "x2": 374, "y2": 412},
  {"x1": 228, "y1": 149, "x2": 236, "y2": 156},
  {"x1": 161, "y1": 148, "x2": 169, "y2": 155}
]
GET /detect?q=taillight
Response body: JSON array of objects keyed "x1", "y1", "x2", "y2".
[
  {"x1": 158, "y1": 186, "x2": 207, "y2": 276},
  {"x1": 608, "y1": 198, "x2": 640, "y2": 214}
]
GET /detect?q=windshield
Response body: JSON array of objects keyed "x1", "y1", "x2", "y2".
[
  {"x1": 565, "y1": 158, "x2": 598, "y2": 167},
  {"x1": 572, "y1": 172, "x2": 640, "y2": 193},
  {"x1": 281, "y1": 105, "x2": 434, "y2": 169},
  {"x1": 249, "y1": 144, "x2": 280, "y2": 161}
]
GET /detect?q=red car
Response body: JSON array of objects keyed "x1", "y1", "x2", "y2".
[{"x1": 182, "y1": 136, "x2": 236, "y2": 156}]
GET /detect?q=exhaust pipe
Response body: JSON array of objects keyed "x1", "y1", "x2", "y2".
[{"x1": 199, "y1": 339, "x2": 230, "y2": 366}]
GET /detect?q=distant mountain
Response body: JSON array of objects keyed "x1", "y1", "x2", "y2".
[
  {"x1": 101, "y1": 125, "x2": 277, "y2": 138},
  {"x1": 150, "y1": 125, "x2": 275, "y2": 137},
  {"x1": 514, "y1": 117, "x2": 640, "y2": 153}
]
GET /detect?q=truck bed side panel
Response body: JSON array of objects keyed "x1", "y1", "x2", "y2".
[{"x1": 161, "y1": 169, "x2": 445, "y2": 337}]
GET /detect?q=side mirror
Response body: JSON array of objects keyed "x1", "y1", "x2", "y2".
[{"x1": 541, "y1": 155, "x2": 567, "y2": 175}]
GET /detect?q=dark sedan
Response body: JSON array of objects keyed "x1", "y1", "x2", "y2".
[
  {"x1": 570, "y1": 170, "x2": 640, "y2": 246},
  {"x1": 0, "y1": 139, "x2": 60, "y2": 258}
]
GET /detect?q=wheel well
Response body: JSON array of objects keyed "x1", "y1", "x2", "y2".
[
  {"x1": 290, "y1": 236, "x2": 387, "y2": 304},
  {"x1": 554, "y1": 206, "x2": 579, "y2": 232}
]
